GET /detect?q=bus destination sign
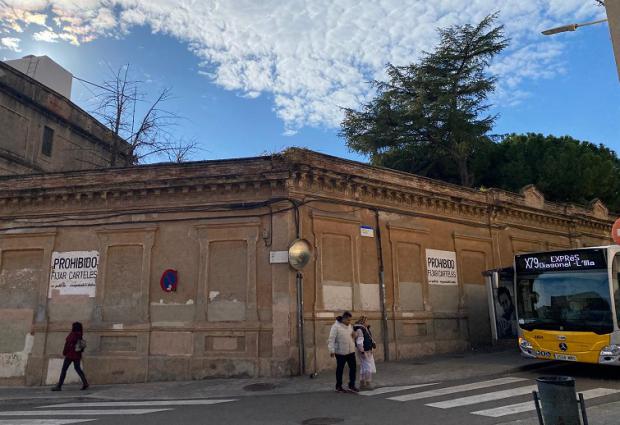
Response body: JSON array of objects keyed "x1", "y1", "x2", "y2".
[{"x1": 516, "y1": 249, "x2": 607, "y2": 274}]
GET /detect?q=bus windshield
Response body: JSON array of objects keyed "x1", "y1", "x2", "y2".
[{"x1": 517, "y1": 270, "x2": 613, "y2": 334}]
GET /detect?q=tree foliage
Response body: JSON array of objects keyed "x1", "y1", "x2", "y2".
[
  {"x1": 479, "y1": 133, "x2": 620, "y2": 211},
  {"x1": 341, "y1": 14, "x2": 508, "y2": 187}
]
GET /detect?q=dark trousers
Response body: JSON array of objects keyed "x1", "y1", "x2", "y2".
[
  {"x1": 335, "y1": 353, "x2": 356, "y2": 389},
  {"x1": 57, "y1": 358, "x2": 88, "y2": 387}
]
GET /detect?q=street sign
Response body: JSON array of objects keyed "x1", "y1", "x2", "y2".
[
  {"x1": 160, "y1": 269, "x2": 178, "y2": 292},
  {"x1": 269, "y1": 251, "x2": 289, "y2": 264},
  {"x1": 360, "y1": 225, "x2": 374, "y2": 237},
  {"x1": 613, "y1": 218, "x2": 620, "y2": 244}
]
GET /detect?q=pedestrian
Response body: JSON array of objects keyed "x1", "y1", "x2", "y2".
[
  {"x1": 353, "y1": 316, "x2": 376, "y2": 390},
  {"x1": 51, "y1": 322, "x2": 89, "y2": 391},
  {"x1": 327, "y1": 311, "x2": 359, "y2": 393}
]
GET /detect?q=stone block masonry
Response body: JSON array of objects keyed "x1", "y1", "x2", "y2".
[{"x1": 0, "y1": 148, "x2": 614, "y2": 385}]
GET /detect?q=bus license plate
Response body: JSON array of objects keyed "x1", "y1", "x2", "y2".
[{"x1": 554, "y1": 354, "x2": 577, "y2": 361}]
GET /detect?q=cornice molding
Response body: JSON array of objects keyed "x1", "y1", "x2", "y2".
[
  {"x1": 289, "y1": 165, "x2": 612, "y2": 237},
  {"x1": 0, "y1": 151, "x2": 613, "y2": 240}
]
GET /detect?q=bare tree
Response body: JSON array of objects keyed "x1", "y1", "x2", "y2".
[
  {"x1": 164, "y1": 137, "x2": 200, "y2": 163},
  {"x1": 85, "y1": 64, "x2": 197, "y2": 166}
]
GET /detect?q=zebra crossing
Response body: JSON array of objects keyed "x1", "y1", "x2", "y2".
[
  {"x1": 361, "y1": 376, "x2": 620, "y2": 420},
  {"x1": 0, "y1": 398, "x2": 237, "y2": 424}
]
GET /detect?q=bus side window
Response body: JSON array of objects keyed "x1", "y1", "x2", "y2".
[{"x1": 613, "y1": 254, "x2": 620, "y2": 326}]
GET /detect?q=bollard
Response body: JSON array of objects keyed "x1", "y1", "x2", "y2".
[{"x1": 535, "y1": 376, "x2": 581, "y2": 425}]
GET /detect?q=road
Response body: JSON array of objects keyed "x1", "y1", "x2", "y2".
[{"x1": 3, "y1": 361, "x2": 620, "y2": 424}]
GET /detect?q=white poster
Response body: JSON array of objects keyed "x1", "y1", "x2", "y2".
[
  {"x1": 425, "y1": 249, "x2": 458, "y2": 286},
  {"x1": 48, "y1": 251, "x2": 99, "y2": 298}
]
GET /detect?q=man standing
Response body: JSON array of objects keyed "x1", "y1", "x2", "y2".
[{"x1": 327, "y1": 311, "x2": 358, "y2": 393}]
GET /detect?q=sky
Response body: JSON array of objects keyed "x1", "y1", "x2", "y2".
[{"x1": 0, "y1": 0, "x2": 619, "y2": 163}]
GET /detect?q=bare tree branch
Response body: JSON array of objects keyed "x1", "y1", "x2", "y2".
[
  {"x1": 163, "y1": 137, "x2": 200, "y2": 163},
  {"x1": 83, "y1": 63, "x2": 199, "y2": 166}
]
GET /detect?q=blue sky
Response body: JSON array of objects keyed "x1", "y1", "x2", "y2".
[{"x1": 1, "y1": 1, "x2": 619, "y2": 163}]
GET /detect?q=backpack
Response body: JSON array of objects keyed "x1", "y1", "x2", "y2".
[
  {"x1": 75, "y1": 338, "x2": 87, "y2": 352},
  {"x1": 354, "y1": 325, "x2": 374, "y2": 352}
]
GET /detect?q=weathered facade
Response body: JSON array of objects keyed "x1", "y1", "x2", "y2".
[
  {"x1": 0, "y1": 60, "x2": 131, "y2": 176},
  {"x1": 0, "y1": 149, "x2": 614, "y2": 385}
]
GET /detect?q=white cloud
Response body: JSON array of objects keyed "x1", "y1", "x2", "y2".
[
  {"x1": 0, "y1": 0, "x2": 605, "y2": 132},
  {"x1": 0, "y1": 37, "x2": 21, "y2": 52}
]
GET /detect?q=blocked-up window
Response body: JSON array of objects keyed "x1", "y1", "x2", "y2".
[
  {"x1": 397, "y1": 242, "x2": 424, "y2": 311},
  {"x1": 103, "y1": 245, "x2": 143, "y2": 322},
  {"x1": 207, "y1": 240, "x2": 248, "y2": 322},
  {"x1": 321, "y1": 234, "x2": 353, "y2": 311},
  {"x1": 42, "y1": 126, "x2": 54, "y2": 157}
]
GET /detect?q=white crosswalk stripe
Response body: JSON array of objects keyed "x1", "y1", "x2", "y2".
[
  {"x1": 0, "y1": 409, "x2": 171, "y2": 416},
  {"x1": 425, "y1": 385, "x2": 537, "y2": 409},
  {"x1": 39, "y1": 399, "x2": 237, "y2": 408},
  {"x1": 387, "y1": 377, "x2": 528, "y2": 402},
  {"x1": 0, "y1": 397, "x2": 240, "y2": 424},
  {"x1": 365, "y1": 376, "x2": 620, "y2": 420},
  {"x1": 360, "y1": 383, "x2": 438, "y2": 396},
  {"x1": 472, "y1": 387, "x2": 620, "y2": 418},
  {"x1": 0, "y1": 421, "x2": 95, "y2": 425}
]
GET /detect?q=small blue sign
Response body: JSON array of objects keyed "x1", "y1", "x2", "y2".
[{"x1": 160, "y1": 269, "x2": 178, "y2": 292}]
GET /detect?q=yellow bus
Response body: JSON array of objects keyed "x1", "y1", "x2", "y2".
[{"x1": 516, "y1": 246, "x2": 620, "y2": 365}]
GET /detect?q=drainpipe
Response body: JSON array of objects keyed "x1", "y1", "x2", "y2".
[
  {"x1": 296, "y1": 271, "x2": 306, "y2": 375},
  {"x1": 292, "y1": 201, "x2": 306, "y2": 375},
  {"x1": 374, "y1": 209, "x2": 390, "y2": 362}
]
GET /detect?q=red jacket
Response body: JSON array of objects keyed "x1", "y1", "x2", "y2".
[{"x1": 62, "y1": 331, "x2": 82, "y2": 361}]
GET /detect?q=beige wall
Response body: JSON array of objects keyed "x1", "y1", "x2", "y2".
[
  {"x1": 0, "y1": 61, "x2": 131, "y2": 176},
  {"x1": 0, "y1": 149, "x2": 613, "y2": 385}
]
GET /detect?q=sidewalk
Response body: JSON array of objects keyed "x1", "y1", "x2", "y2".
[{"x1": 0, "y1": 348, "x2": 543, "y2": 405}]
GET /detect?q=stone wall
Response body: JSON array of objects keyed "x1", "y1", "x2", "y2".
[
  {"x1": 0, "y1": 149, "x2": 613, "y2": 384},
  {"x1": 0, "y1": 61, "x2": 131, "y2": 175},
  {"x1": 284, "y1": 149, "x2": 613, "y2": 370}
]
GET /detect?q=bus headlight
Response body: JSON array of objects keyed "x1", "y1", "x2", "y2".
[
  {"x1": 519, "y1": 337, "x2": 533, "y2": 351},
  {"x1": 518, "y1": 337, "x2": 537, "y2": 358},
  {"x1": 600, "y1": 345, "x2": 620, "y2": 356}
]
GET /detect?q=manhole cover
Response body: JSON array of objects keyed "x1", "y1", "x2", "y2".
[
  {"x1": 243, "y1": 383, "x2": 277, "y2": 391},
  {"x1": 301, "y1": 418, "x2": 345, "y2": 425}
]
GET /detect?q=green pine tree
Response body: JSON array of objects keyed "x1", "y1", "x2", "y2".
[{"x1": 341, "y1": 13, "x2": 508, "y2": 187}]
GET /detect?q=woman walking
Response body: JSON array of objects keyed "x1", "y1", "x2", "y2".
[
  {"x1": 51, "y1": 322, "x2": 89, "y2": 391},
  {"x1": 353, "y1": 316, "x2": 376, "y2": 390},
  {"x1": 327, "y1": 311, "x2": 359, "y2": 393}
]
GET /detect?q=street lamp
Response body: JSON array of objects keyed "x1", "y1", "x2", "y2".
[{"x1": 542, "y1": 18, "x2": 608, "y2": 35}]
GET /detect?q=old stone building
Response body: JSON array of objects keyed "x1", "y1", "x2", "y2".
[
  {"x1": 0, "y1": 57, "x2": 131, "y2": 176},
  {"x1": 0, "y1": 148, "x2": 614, "y2": 385}
]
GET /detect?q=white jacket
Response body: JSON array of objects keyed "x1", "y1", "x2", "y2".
[{"x1": 327, "y1": 321, "x2": 356, "y2": 355}]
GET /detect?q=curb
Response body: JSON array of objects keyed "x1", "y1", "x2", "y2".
[{"x1": 0, "y1": 358, "x2": 559, "y2": 406}]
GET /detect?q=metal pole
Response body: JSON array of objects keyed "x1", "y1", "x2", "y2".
[
  {"x1": 296, "y1": 271, "x2": 306, "y2": 375},
  {"x1": 533, "y1": 391, "x2": 544, "y2": 425},
  {"x1": 484, "y1": 271, "x2": 499, "y2": 344},
  {"x1": 374, "y1": 209, "x2": 390, "y2": 362},
  {"x1": 579, "y1": 393, "x2": 589, "y2": 425}
]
